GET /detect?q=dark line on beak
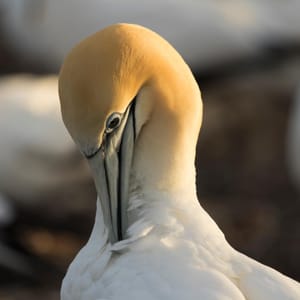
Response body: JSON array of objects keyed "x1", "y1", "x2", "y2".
[
  {"x1": 116, "y1": 96, "x2": 137, "y2": 241},
  {"x1": 103, "y1": 152, "x2": 114, "y2": 240},
  {"x1": 84, "y1": 145, "x2": 102, "y2": 159},
  {"x1": 117, "y1": 145, "x2": 123, "y2": 241},
  {"x1": 132, "y1": 97, "x2": 137, "y2": 140}
]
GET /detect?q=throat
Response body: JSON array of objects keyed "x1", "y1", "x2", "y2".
[
  {"x1": 88, "y1": 198, "x2": 110, "y2": 246},
  {"x1": 124, "y1": 178, "x2": 200, "y2": 239},
  {"x1": 91, "y1": 148, "x2": 203, "y2": 247},
  {"x1": 90, "y1": 180, "x2": 224, "y2": 255}
]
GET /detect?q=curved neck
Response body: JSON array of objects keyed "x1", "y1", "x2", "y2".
[
  {"x1": 124, "y1": 68, "x2": 203, "y2": 236},
  {"x1": 132, "y1": 58, "x2": 202, "y2": 193}
]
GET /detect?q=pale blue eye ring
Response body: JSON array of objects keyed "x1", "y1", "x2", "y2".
[{"x1": 105, "y1": 112, "x2": 122, "y2": 133}]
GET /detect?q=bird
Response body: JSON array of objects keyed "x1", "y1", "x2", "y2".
[
  {"x1": 0, "y1": 75, "x2": 79, "y2": 201},
  {"x1": 287, "y1": 85, "x2": 300, "y2": 192},
  {"x1": 3, "y1": 0, "x2": 300, "y2": 72},
  {"x1": 58, "y1": 23, "x2": 300, "y2": 300}
]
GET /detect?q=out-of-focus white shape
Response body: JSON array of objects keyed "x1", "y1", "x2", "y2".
[
  {"x1": 0, "y1": 75, "x2": 84, "y2": 201},
  {"x1": 0, "y1": 194, "x2": 14, "y2": 225},
  {"x1": 287, "y1": 86, "x2": 300, "y2": 191},
  {"x1": 1, "y1": 0, "x2": 300, "y2": 71}
]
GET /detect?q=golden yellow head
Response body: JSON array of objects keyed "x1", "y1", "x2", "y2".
[
  {"x1": 59, "y1": 23, "x2": 201, "y2": 157},
  {"x1": 59, "y1": 22, "x2": 203, "y2": 194},
  {"x1": 58, "y1": 23, "x2": 203, "y2": 242},
  {"x1": 59, "y1": 24, "x2": 137, "y2": 151}
]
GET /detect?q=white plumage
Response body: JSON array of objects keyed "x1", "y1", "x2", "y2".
[{"x1": 62, "y1": 198, "x2": 299, "y2": 299}]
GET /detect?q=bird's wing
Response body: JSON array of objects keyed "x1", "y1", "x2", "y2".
[{"x1": 236, "y1": 254, "x2": 300, "y2": 300}]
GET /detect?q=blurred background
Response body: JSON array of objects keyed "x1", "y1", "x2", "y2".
[{"x1": 0, "y1": 0, "x2": 299, "y2": 299}]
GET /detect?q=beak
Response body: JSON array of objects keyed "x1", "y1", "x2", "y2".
[{"x1": 87, "y1": 102, "x2": 136, "y2": 244}]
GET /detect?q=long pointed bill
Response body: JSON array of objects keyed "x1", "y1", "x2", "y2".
[{"x1": 88, "y1": 102, "x2": 136, "y2": 244}]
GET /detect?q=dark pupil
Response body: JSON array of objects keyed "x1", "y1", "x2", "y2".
[{"x1": 108, "y1": 117, "x2": 120, "y2": 129}]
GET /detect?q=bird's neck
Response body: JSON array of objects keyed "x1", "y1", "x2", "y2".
[
  {"x1": 122, "y1": 90, "x2": 203, "y2": 242},
  {"x1": 132, "y1": 69, "x2": 202, "y2": 191},
  {"x1": 116, "y1": 61, "x2": 203, "y2": 244},
  {"x1": 92, "y1": 45, "x2": 204, "y2": 247},
  {"x1": 126, "y1": 176, "x2": 199, "y2": 232},
  {"x1": 88, "y1": 198, "x2": 109, "y2": 247},
  {"x1": 90, "y1": 184, "x2": 201, "y2": 249}
]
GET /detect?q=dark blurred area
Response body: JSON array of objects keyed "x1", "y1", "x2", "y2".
[{"x1": 0, "y1": 1, "x2": 299, "y2": 299}]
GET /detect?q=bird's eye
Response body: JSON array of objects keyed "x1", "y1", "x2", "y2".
[{"x1": 105, "y1": 112, "x2": 122, "y2": 133}]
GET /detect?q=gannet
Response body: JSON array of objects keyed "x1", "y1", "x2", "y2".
[
  {"x1": 0, "y1": 75, "x2": 76, "y2": 200},
  {"x1": 287, "y1": 86, "x2": 300, "y2": 191},
  {"x1": 59, "y1": 24, "x2": 300, "y2": 300},
  {"x1": 4, "y1": 0, "x2": 300, "y2": 71}
]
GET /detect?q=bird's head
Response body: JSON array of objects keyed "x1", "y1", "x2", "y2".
[{"x1": 59, "y1": 23, "x2": 202, "y2": 244}]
